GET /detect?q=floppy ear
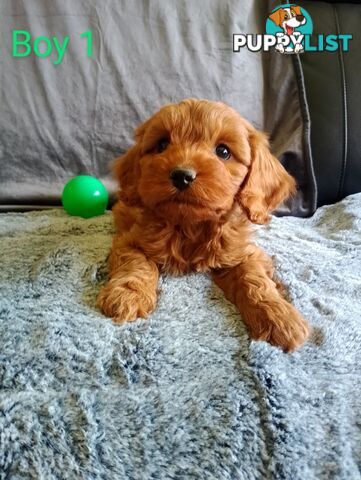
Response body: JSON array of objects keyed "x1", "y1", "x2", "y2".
[
  {"x1": 112, "y1": 123, "x2": 147, "y2": 206},
  {"x1": 238, "y1": 129, "x2": 296, "y2": 224},
  {"x1": 112, "y1": 147, "x2": 141, "y2": 206},
  {"x1": 291, "y1": 5, "x2": 302, "y2": 15},
  {"x1": 269, "y1": 9, "x2": 282, "y2": 26}
]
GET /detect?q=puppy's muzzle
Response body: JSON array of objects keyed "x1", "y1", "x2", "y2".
[
  {"x1": 170, "y1": 168, "x2": 196, "y2": 191},
  {"x1": 296, "y1": 14, "x2": 305, "y2": 22}
]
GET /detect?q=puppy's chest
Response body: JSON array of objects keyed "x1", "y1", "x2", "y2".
[
  {"x1": 142, "y1": 230, "x2": 222, "y2": 274},
  {"x1": 139, "y1": 223, "x2": 243, "y2": 275}
]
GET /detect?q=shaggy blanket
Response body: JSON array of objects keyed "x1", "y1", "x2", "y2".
[{"x1": 0, "y1": 194, "x2": 361, "y2": 480}]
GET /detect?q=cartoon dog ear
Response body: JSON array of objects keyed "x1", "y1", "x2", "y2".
[
  {"x1": 269, "y1": 9, "x2": 282, "y2": 26},
  {"x1": 291, "y1": 5, "x2": 302, "y2": 15},
  {"x1": 112, "y1": 122, "x2": 148, "y2": 206},
  {"x1": 237, "y1": 128, "x2": 296, "y2": 224}
]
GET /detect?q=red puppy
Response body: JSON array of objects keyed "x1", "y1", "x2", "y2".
[{"x1": 98, "y1": 99, "x2": 310, "y2": 352}]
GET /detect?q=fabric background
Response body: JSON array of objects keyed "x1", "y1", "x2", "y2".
[
  {"x1": 0, "y1": 0, "x2": 314, "y2": 216},
  {"x1": 0, "y1": 193, "x2": 360, "y2": 478}
]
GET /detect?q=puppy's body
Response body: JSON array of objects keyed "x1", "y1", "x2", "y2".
[
  {"x1": 113, "y1": 200, "x2": 250, "y2": 274},
  {"x1": 98, "y1": 99, "x2": 310, "y2": 352}
]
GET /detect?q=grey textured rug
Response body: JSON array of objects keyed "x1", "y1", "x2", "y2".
[{"x1": 1, "y1": 194, "x2": 361, "y2": 480}]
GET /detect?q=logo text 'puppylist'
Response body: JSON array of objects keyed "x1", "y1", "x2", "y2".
[{"x1": 233, "y1": 4, "x2": 352, "y2": 54}]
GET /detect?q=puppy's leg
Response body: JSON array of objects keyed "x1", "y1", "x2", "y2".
[
  {"x1": 112, "y1": 200, "x2": 140, "y2": 233},
  {"x1": 212, "y1": 245, "x2": 310, "y2": 352},
  {"x1": 97, "y1": 236, "x2": 159, "y2": 323}
]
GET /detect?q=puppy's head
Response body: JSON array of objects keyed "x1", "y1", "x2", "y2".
[
  {"x1": 269, "y1": 6, "x2": 306, "y2": 34},
  {"x1": 114, "y1": 99, "x2": 295, "y2": 225}
]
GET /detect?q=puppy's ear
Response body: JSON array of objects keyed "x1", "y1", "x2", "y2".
[
  {"x1": 291, "y1": 5, "x2": 302, "y2": 15},
  {"x1": 238, "y1": 128, "x2": 296, "y2": 224},
  {"x1": 112, "y1": 123, "x2": 147, "y2": 206},
  {"x1": 269, "y1": 9, "x2": 282, "y2": 26}
]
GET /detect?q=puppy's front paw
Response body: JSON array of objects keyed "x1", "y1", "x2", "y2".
[
  {"x1": 268, "y1": 308, "x2": 310, "y2": 352},
  {"x1": 248, "y1": 302, "x2": 310, "y2": 352},
  {"x1": 97, "y1": 281, "x2": 156, "y2": 323},
  {"x1": 245, "y1": 208, "x2": 270, "y2": 225}
]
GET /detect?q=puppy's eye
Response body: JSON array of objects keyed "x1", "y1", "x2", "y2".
[
  {"x1": 215, "y1": 144, "x2": 231, "y2": 160},
  {"x1": 157, "y1": 138, "x2": 170, "y2": 153},
  {"x1": 284, "y1": 14, "x2": 289, "y2": 19}
]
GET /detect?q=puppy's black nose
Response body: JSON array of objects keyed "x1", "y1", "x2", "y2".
[
  {"x1": 296, "y1": 14, "x2": 304, "y2": 22},
  {"x1": 170, "y1": 168, "x2": 196, "y2": 190}
]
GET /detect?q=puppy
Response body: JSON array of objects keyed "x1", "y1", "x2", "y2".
[
  {"x1": 269, "y1": 5, "x2": 307, "y2": 53},
  {"x1": 98, "y1": 99, "x2": 310, "y2": 352}
]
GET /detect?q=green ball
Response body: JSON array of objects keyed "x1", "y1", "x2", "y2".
[{"x1": 62, "y1": 175, "x2": 108, "y2": 219}]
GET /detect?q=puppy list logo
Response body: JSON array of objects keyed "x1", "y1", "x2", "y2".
[
  {"x1": 266, "y1": 4, "x2": 312, "y2": 54},
  {"x1": 233, "y1": 4, "x2": 352, "y2": 54}
]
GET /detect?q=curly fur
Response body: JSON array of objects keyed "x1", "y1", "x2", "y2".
[{"x1": 98, "y1": 99, "x2": 310, "y2": 351}]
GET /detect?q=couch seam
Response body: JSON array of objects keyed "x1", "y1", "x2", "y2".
[
  {"x1": 333, "y1": 4, "x2": 348, "y2": 202},
  {"x1": 292, "y1": 54, "x2": 318, "y2": 215}
]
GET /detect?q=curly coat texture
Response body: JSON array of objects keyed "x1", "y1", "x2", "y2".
[{"x1": 98, "y1": 99, "x2": 310, "y2": 351}]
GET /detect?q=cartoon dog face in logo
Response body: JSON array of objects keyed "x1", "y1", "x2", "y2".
[{"x1": 269, "y1": 5, "x2": 307, "y2": 53}]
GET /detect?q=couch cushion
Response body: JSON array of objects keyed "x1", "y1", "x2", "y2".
[{"x1": 300, "y1": 1, "x2": 361, "y2": 207}]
